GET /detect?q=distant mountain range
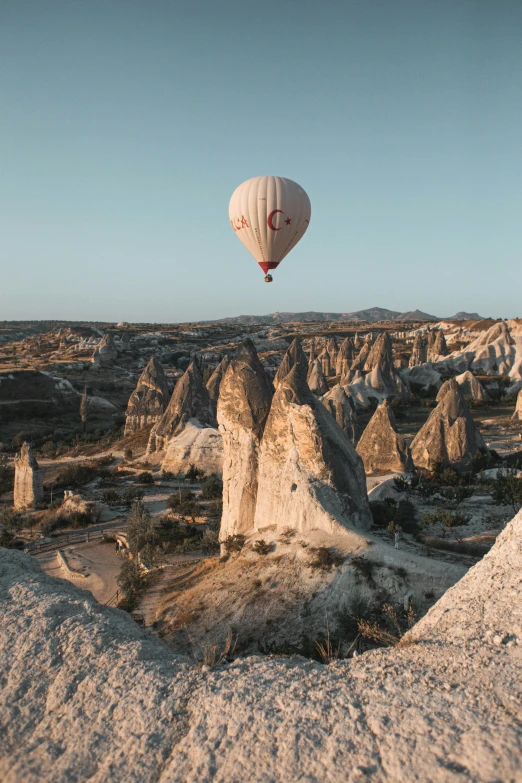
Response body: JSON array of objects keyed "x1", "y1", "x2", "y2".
[{"x1": 212, "y1": 307, "x2": 485, "y2": 325}]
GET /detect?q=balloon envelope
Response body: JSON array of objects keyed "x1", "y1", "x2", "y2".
[{"x1": 229, "y1": 176, "x2": 311, "y2": 275}]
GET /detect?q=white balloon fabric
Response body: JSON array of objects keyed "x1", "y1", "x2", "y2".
[{"x1": 229, "y1": 176, "x2": 311, "y2": 276}]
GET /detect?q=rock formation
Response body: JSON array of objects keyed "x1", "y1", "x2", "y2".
[
  {"x1": 410, "y1": 380, "x2": 487, "y2": 471},
  {"x1": 97, "y1": 333, "x2": 119, "y2": 365},
  {"x1": 124, "y1": 358, "x2": 170, "y2": 435},
  {"x1": 318, "y1": 347, "x2": 332, "y2": 378},
  {"x1": 322, "y1": 385, "x2": 360, "y2": 442},
  {"x1": 356, "y1": 400, "x2": 412, "y2": 474},
  {"x1": 2, "y1": 510, "x2": 521, "y2": 782},
  {"x1": 362, "y1": 332, "x2": 409, "y2": 400},
  {"x1": 409, "y1": 333, "x2": 427, "y2": 368},
  {"x1": 308, "y1": 338, "x2": 315, "y2": 363},
  {"x1": 307, "y1": 358, "x2": 329, "y2": 396},
  {"x1": 428, "y1": 329, "x2": 448, "y2": 360},
  {"x1": 206, "y1": 356, "x2": 230, "y2": 415},
  {"x1": 454, "y1": 370, "x2": 489, "y2": 402},
  {"x1": 335, "y1": 336, "x2": 355, "y2": 378},
  {"x1": 348, "y1": 339, "x2": 372, "y2": 379},
  {"x1": 326, "y1": 336, "x2": 338, "y2": 368},
  {"x1": 513, "y1": 388, "x2": 522, "y2": 421},
  {"x1": 254, "y1": 362, "x2": 372, "y2": 534},
  {"x1": 217, "y1": 340, "x2": 273, "y2": 540},
  {"x1": 148, "y1": 363, "x2": 222, "y2": 475},
  {"x1": 274, "y1": 338, "x2": 308, "y2": 388},
  {"x1": 13, "y1": 443, "x2": 43, "y2": 510}
]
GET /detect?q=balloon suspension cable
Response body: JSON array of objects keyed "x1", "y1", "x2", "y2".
[{"x1": 264, "y1": 274, "x2": 273, "y2": 283}]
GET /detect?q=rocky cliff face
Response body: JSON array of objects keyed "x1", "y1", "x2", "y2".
[
  {"x1": 206, "y1": 356, "x2": 230, "y2": 416},
  {"x1": 274, "y1": 338, "x2": 308, "y2": 388},
  {"x1": 410, "y1": 380, "x2": 487, "y2": 471},
  {"x1": 409, "y1": 333, "x2": 427, "y2": 368},
  {"x1": 13, "y1": 442, "x2": 43, "y2": 510},
  {"x1": 124, "y1": 357, "x2": 170, "y2": 435},
  {"x1": 356, "y1": 400, "x2": 412, "y2": 474},
  {"x1": 322, "y1": 385, "x2": 360, "y2": 442},
  {"x1": 254, "y1": 363, "x2": 372, "y2": 534},
  {"x1": 307, "y1": 358, "x2": 329, "y2": 396},
  {"x1": 217, "y1": 340, "x2": 273, "y2": 540}
]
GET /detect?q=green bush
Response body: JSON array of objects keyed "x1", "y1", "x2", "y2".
[
  {"x1": 137, "y1": 471, "x2": 153, "y2": 485},
  {"x1": 55, "y1": 462, "x2": 98, "y2": 488},
  {"x1": 0, "y1": 464, "x2": 14, "y2": 496},
  {"x1": 200, "y1": 475, "x2": 223, "y2": 500},
  {"x1": 117, "y1": 560, "x2": 146, "y2": 608},
  {"x1": 185, "y1": 464, "x2": 204, "y2": 481},
  {"x1": 253, "y1": 539, "x2": 271, "y2": 555},
  {"x1": 201, "y1": 528, "x2": 220, "y2": 554},
  {"x1": 102, "y1": 489, "x2": 122, "y2": 507},
  {"x1": 123, "y1": 487, "x2": 145, "y2": 507},
  {"x1": 126, "y1": 501, "x2": 158, "y2": 555},
  {"x1": 309, "y1": 546, "x2": 342, "y2": 571},
  {"x1": 224, "y1": 534, "x2": 245, "y2": 554}
]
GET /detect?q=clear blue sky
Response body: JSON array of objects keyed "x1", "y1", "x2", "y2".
[{"x1": 1, "y1": 0, "x2": 521, "y2": 322}]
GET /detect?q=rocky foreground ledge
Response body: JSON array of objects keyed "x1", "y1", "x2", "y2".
[{"x1": 1, "y1": 513, "x2": 521, "y2": 783}]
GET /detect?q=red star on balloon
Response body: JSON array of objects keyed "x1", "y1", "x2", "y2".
[{"x1": 285, "y1": 217, "x2": 291, "y2": 225}]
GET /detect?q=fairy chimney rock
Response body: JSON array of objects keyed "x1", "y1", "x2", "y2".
[
  {"x1": 148, "y1": 362, "x2": 216, "y2": 453},
  {"x1": 274, "y1": 338, "x2": 308, "y2": 388},
  {"x1": 322, "y1": 385, "x2": 360, "y2": 443},
  {"x1": 356, "y1": 400, "x2": 413, "y2": 474},
  {"x1": 336, "y1": 336, "x2": 356, "y2": 378},
  {"x1": 455, "y1": 371, "x2": 490, "y2": 403},
  {"x1": 254, "y1": 363, "x2": 372, "y2": 535},
  {"x1": 410, "y1": 380, "x2": 487, "y2": 471},
  {"x1": 124, "y1": 357, "x2": 170, "y2": 435},
  {"x1": 14, "y1": 443, "x2": 43, "y2": 510},
  {"x1": 206, "y1": 356, "x2": 230, "y2": 415},
  {"x1": 217, "y1": 340, "x2": 273, "y2": 541},
  {"x1": 409, "y1": 334, "x2": 427, "y2": 368},
  {"x1": 363, "y1": 332, "x2": 409, "y2": 400},
  {"x1": 307, "y1": 359, "x2": 329, "y2": 396}
]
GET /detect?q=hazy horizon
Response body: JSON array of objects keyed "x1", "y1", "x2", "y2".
[{"x1": 2, "y1": 0, "x2": 521, "y2": 322}]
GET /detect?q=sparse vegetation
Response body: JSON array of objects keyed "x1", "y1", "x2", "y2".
[
  {"x1": 223, "y1": 534, "x2": 245, "y2": 554},
  {"x1": 309, "y1": 546, "x2": 342, "y2": 571},
  {"x1": 200, "y1": 475, "x2": 223, "y2": 499},
  {"x1": 253, "y1": 539, "x2": 271, "y2": 555}
]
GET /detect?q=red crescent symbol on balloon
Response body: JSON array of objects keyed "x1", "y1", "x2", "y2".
[{"x1": 267, "y1": 209, "x2": 283, "y2": 231}]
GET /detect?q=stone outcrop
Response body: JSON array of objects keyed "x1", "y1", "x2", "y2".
[
  {"x1": 356, "y1": 400, "x2": 412, "y2": 474},
  {"x1": 335, "y1": 336, "x2": 355, "y2": 378},
  {"x1": 326, "y1": 337, "x2": 338, "y2": 368},
  {"x1": 124, "y1": 358, "x2": 170, "y2": 435},
  {"x1": 2, "y1": 511, "x2": 522, "y2": 782},
  {"x1": 322, "y1": 385, "x2": 360, "y2": 443},
  {"x1": 307, "y1": 359, "x2": 329, "y2": 396},
  {"x1": 147, "y1": 364, "x2": 222, "y2": 475},
  {"x1": 13, "y1": 443, "x2": 43, "y2": 510},
  {"x1": 318, "y1": 347, "x2": 332, "y2": 378},
  {"x1": 274, "y1": 338, "x2": 308, "y2": 388},
  {"x1": 409, "y1": 333, "x2": 427, "y2": 368},
  {"x1": 455, "y1": 370, "x2": 489, "y2": 402},
  {"x1": 512, "y1": 388, "x2": 522, "y2": 421},
  {"x1": 97, "y1": 333, "x2": 119, "y2": 365},
  {"x1": 428, "y1": 330, "x2": 448, "y2": 360},
  {"x1": 217, "y1": 340, "x2": 273, "y2": 540},
  {"x1": 206, "y1": 356, "x2": 230, "y2": 415},
  {"x1": 362, "y1": 332, "x2": 409, "y2": 400},
  {"x1": 348, "y1": 340, "x2": 372, "y2": 378},
  {"x1": 410, "y1": 380, "x2": 487, "y2": 471},
  {"x1": 254, "y1": 363, "x2": 372, "y2": 534}
]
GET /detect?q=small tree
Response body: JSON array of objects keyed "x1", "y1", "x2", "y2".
[
  {"x1": 126, "y1": 501, "x2": 157, "y2": 556},
  {"x1": 117, "y1": 560, "x2": 145, "y2": 606},
  {"x1": 200, "y1": 475, "x2": 223, "y2": 500},
  {"x1": 490, "y1": 470, "x2": 522, "y2": 513}
]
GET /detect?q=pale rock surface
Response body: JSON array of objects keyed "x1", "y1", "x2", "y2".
[
  {"x1": 513, "y1": 388, "x2": 522, "y2": 421},
  {"x1": 217, "y1": 340, "x2": 273, "y2": 540},
  {"x1": 322, "y1": 384, "x2": 360, "y2": 442},
  {"x1": 411, "y1": 380, "x2": 487, "y2": 471},
  {"x1": 97, "y1": 333, "x2": 119, "y2": 365},
  {"x1": 409, "y1": 333, "x2": 427, "y2": 367},
  {"x1": 348, "y1": 339, "x2": 371, "y2": 378},
  {"x1": 335, "y1": 335, "x2": 355, "y2": 378},
  {"x1": 274, "y1": 338, "x2": 308, "y2": 388},
  {"x1": 161, "y1": 420, "x2": 224, "y2": 476},
  {"x1": 362, "y1": 332, "x2": 409, "y2": 400},
  {"x1": 356, "y1": 400, "x2": 413, "y2": 474},
  {"x1": 147, "y1": 362, "x2": 216, "y2": 454},
  {"x1": 307, "y1": 358, "x2": 329, "y2": 396},
  {"x1": 1, "y1": 511, "x2": 521, "y2": 782},
  {"x1": 254, "y1": 363, "x2": 372, "y2": 534},
  {"x1": 326, "y1": 336, "x2": 338, "y2": 368},
  {"x1": 13, "y1": 442, "x2": 43, "y2": 509},
  {"x1": 436, "y1": 321, "x2": 522, "y2": 381},
  {"x1": 455, "y1": 370, "x2": 490, "y2": 402},
  {"x1": 124, "y1": 357, "x2": 169, "y2": 435},
  {"x1": 206, "y1": 356, "x2": 229, "y2": 416}
]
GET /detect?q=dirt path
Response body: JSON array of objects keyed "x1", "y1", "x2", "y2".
[{"x1": 36, "y1": 539, "x2": 121, "y2": 604}]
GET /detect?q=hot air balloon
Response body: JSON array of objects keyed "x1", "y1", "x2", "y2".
[{"x1": 229, "y1": 176, "x2": 311, "y2": 282}]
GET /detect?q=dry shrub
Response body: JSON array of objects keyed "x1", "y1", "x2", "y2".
[{"x1": 193, "y1": 630, "x2": 236, "y2": 668}]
